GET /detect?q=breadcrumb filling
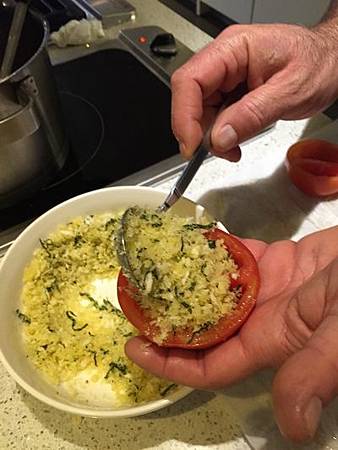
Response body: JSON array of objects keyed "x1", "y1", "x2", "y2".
[
  {"x1": 17, "y1": 212, "x2": 176, "y2": 406},
  {"x1": 124, "y1": 207, "x2": 239, "y2": 344}
]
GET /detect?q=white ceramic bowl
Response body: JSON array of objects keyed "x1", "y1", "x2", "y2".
[{"x1": 0, "y1": 186, "x2": 216, "y2": 418}]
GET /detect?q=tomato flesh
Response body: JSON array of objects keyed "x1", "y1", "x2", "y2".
[
  {"x1": 117, "y1": 229, "x2": 260, "y2": 350},
  {"x1": 286, "y1": 139, "x2": 338, "y2": 197}
]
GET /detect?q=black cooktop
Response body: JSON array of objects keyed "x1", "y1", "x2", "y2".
[
  {"x1": 30, "y1": 0, "x2": 86, "y2": 31},
  {"x1": 0, "y1": 49, "x2": 179, "y2": 243}
]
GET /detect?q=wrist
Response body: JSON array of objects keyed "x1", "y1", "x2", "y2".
[
  {"x1": 310, "y1": 22, "x2": 338, "y2": 94},
  {"x1": 311, "y1": 2, "x2": 338, "y2": 54},
  {"x1": 312, "y1": 21, "x2": 338, "y2": 45}
]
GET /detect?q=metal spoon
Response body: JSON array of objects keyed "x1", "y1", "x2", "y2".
[
  {"x1": 0, "y1": 0, "x2": 30, "y2": 79},
  {"x1": 116, "y1": 135, "x2": 211, "y2": 287},
  {"x1": 157, "y1": 142, "x2": 209, "y2": 213}
]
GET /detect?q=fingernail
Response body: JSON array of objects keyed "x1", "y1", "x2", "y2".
[
  {"x1": 304, "y1": 397, "x2": 322, "y2": 438},
  {"x1": 215, "y1": 124, "x2": 238, "y2": 152}
]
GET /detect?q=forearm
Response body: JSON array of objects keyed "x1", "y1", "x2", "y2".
[
  {"x1": 321, "y1": 0, "x2": 338, "y2": 21},
  {"x1": 314, "y1": 0, "x2": 338, "y2": 41}
]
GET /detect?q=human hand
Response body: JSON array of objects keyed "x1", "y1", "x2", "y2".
[
  {"x1": 171, "y1": 23, "x2": 338, "y2": 160},
  {"x1": 126, "y1": 226, "x2": 338, "y2": 442}
]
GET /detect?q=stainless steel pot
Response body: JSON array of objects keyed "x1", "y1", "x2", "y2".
[{"x1": 0, "y1": 6, "x2": 69, "y2": 208}]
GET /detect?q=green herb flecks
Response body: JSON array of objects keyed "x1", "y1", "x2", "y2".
[
  {"x1": 105, "y1": 361, "x2": 128, "y2": 379},
  {"x1": 80, "y1": 292, "x2": 106, "y2": 310},
  {"x1": 151, "y1": 222, "x2": 162, "y2": 228},
  {"x1": 188, "y1": 321, "x2": 213, "y2": 343},
  {"x1": 180, "y1": 236, "x2": 185, "y2": 252},
  {"x1": 65, "y1": 310, "x2": 88, "y2": 331},
  {"x1": 182, "y1": 222, "x2": 216, "y2": 231},
  {"x1": 232, "y1": 284, "x2": 243, "y2": 299},
  {"x1": 174, "y1": 288, "x2": 193, "y2": 313},
  {"x1": 87, "y1": 349, "x2": 98, "y2": 366},
  {"x1": 208, "y1": 239, "x2": 216, "y2": 249},
  {"x1": 180, "y1": 301, "x2": 193, "y2": 314},
  {"x1": 105, "y1": 218, "x2": 117, "y2": 229},
  {"x1": 39, "y1": 238, "x2": 53, "y2": 257},
  {"x1": 188, "y1": 281, "x2": 197, "y2": 292},
  {"x1": 16, "y1": 309, "x2": 31, "y2": 324},
  {"x1": 80, "y1": 292, "x2": 125, "y2": 319},
  {"x1": 73, "y1": 234, "x2": 83, "y2": 248},
  {"x1": 110, "y1": 306, "x2": 126, "y2": 320},
  {"x1": 123, "y1": 332, "x2": 133, "y2": 338}
]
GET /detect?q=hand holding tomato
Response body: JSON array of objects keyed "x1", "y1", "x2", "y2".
[{"x1": 126, "y1": 226, "x2": 338, "y2": 443}]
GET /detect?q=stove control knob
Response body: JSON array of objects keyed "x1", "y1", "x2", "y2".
[{"x1": 150, "y1": 33, "x2": 177, "y2": 56}]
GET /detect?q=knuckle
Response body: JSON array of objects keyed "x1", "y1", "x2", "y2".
[
  {"x1": 171, "y1": 60, "x2": 196, "y2": 86},
  {"x1": 286, "y1": 74, "x2": 304, "y2": 97},
  {"x1": 227, "y1": 23, "x2": 242, "y2": 33},
  {"x1": 283, "y1": 74, "x2": 320, "y2": 116},
  {"x1": 240, "y1": 96, "x2": 267, "y2": 129},
  {"x1": 170, "y1": 68, "x2": 185, "y2": 86},
  {"x1": 219, "y1": 23, "x2": 245, "y2": 38}
]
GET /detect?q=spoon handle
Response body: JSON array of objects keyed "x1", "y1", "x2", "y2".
[
  {"x1": 158, "y1": 144, "x2": 209, "y2": 212},
  {"x1": 1, "y1": 1, "x2": 30, "y2": 78}
]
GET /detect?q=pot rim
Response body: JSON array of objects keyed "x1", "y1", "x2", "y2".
[{"x1": 0, "y1": 7, "x2": 49, "y2": 84}]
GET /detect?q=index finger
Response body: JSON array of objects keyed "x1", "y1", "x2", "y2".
[
  {"x1": 170, "y1": 72, "x2": 204, "y2": 158},
  {"x1": 171, "y1": 29, "x2": 248, "y2": 158}
]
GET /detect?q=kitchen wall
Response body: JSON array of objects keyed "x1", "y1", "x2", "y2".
[
  {"x1": 252, "y1": 0, "x2": 331, "y2": 26},
  {"x1": 198, "y1": 0, "x2": 331, "y2": 25},
  {"x1": 199, "y1": 0, "x2": 253, "y2": 23}
]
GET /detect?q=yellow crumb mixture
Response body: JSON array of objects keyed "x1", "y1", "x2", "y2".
[
  {"x1": 124, "y1": 207, "x2": 239, "y2": 344},
  {"x1": 17, "y1": 212, "x2": 176, "y2": 406}
]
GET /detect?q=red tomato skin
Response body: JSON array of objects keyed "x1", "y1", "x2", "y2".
[
  {"x1": 117, "y1": 229, "x2": 260, "y2": 350},
  {"x1": 286, "y1": 139, "x2": 338, "y2": 197}
]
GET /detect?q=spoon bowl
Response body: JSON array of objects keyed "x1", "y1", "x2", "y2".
[{"x1": 116, "y1": 143, "x2": 209, "y2": 283}]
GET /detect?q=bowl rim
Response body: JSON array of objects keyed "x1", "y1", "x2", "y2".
[{"x1": 0, "y1": 186, "x2": 195, "y2": 417}]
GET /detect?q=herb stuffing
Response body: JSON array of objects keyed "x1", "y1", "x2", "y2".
[
  {"x1": 18, "y1": 212, "x2": 176, "y2": 407},
  {"x1": 124, "y1": 207, "x2": 239, "y2": 344}
]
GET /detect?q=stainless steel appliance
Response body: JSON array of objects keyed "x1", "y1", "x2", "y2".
[
  {"x1": 0, "y1": 23, "x2": 195, "y2": 255},
  {"x1": 0, "y1": 7, "x2": 69, "y2": 208}
]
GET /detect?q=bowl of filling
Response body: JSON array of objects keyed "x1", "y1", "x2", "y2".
[
  {"x1": 0, "y1": 186, "x2": 209, "y2": 417},
  {"x1": 0, "y1": 186, "x2": 260, "y2": 417}
]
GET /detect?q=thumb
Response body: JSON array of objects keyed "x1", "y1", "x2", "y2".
[
  {"x1": 272, "y1": 318, "x2": 338, "y2": 442},
  {"x1": 272, "y1": 264, "x2": 338, "y2": 443},
  {"x1": 211, "y1": 80, "x2": 288, "y2": 154}
]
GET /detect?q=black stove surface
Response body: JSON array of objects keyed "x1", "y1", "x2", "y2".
[
  {"x1": 0, "y1": 49, "x2": 179, "y2": 244},
  {"x1": 30, "y1": 0, "x2": 86, "y2": 31}
]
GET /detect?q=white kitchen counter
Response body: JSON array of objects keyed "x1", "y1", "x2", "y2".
[
  {"x1": 2, "y1": 1, "x2": 338, "y2": 449},
  {"x1": 2, "y1": 115, "x2": 338, "y2": 450},
  {"x1": 157, "y1": 115, "x2": 337, "y2": 243}
]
